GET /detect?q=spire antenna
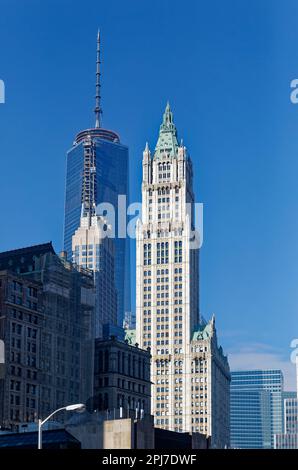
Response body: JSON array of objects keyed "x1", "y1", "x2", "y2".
[{"x1": 94, "y1": 29, "x2": 102, "y2": 128}]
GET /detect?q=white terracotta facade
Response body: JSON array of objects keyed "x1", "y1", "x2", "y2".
[{"x1": 136, "y1": 104, "x2": 230, "y2": 447}]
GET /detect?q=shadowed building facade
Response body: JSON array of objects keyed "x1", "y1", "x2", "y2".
[
  {"x1": 91, "y1": 336, "x2": 151, "y2": 417},
  {"x1": 0, "y1": 243, "x2": 95, "y2": 430}
]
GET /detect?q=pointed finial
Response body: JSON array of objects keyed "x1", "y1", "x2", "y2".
[
  {"x1": 145, "y1": 141, "x2": 149, "y2": 151},
  {"x1": 154, "y1": 101, "x2": 178, "y2": 158},
  {"x1": 165, "y1": 101, "x2": 171, "y2": 117},
  {"x1": 94, "y1": 29, "x2": 102, "y2": 128},
  {"x1": 163, "y1": 101, "x2": 173, "y2": 126}
]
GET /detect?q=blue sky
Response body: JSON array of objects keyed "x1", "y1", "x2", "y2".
[{"x1": 0, "y1": 0, "x2": 298, "y2": 388}]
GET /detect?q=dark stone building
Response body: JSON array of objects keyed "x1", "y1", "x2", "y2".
[
  {"x1": 0, "y1": 271, "x2": 43, "y2": 428},
  {"x1": 91, "y1": 336, "x2": 151, "y2": 417},
  {"x1": 0, "y1": 242, "x2": 95, "y2": 430}
]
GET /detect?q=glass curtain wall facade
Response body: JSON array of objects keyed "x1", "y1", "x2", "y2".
[
  {"x1": 64, "y1": 130, "x2": 130, "y2": 326},
  {"x1": 230, "y1": 369, "x2": 284, "y2": 448},
  {"x1": 230, "y1": 389, "x2": 271, "y2": 448}
]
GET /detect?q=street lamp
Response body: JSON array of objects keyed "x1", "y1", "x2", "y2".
[{"x1": 37, "y1": 403, "x2": 85, "y2": 449}]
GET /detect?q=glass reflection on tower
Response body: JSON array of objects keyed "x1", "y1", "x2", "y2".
[{"x1": 63, "y1": 127, "x2": 130, "y2": 325}]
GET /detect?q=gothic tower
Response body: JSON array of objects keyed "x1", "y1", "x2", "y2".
[{"x1": 135, "y1": 104, "x2": 230, "y2": 445}]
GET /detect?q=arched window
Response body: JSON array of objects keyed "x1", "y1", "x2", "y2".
[
  {"x1": 95, "y1": 394, "x2": 103, "y2": 411},
  {"x1": 128, "y1": 354, "x2": 132, "y2": 376},
  {"x1": 122, "y1": 352, "x2": 125, "y2": 374},
  {"x1": 118, "y1": 351, "x2": 121, "y2": 373},
  {"x1": 104, "y1": 350, "x2": 109, "y2": 372},
  {"x1": 104, "y1": 393, "x2": 109, "y2": 409},
  {"x1": 117, "y1": 394, "x2": 122, "y2": 408},
  {"x1": 98, "y1": 351, "x2": 103, "y2": 373}
]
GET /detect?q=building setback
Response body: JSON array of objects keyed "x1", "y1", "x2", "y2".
[
  {"x1": 0, "y1": 243, "x2": 95, "y2": 430},
  {"x1": 135, "y1": 103, "x2": 230, "y2": 447}
]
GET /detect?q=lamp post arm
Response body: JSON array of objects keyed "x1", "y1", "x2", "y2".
[
  {"x1": 38, "y1": 404, "x2": 84, "y2": 449},
  {"x1": 40, "y1": 406, "x2": 67, "y2": 426}
]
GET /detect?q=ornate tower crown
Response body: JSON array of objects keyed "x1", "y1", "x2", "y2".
[{"x1": 154, "y1": 102, "x2": 179, "y2": 159}]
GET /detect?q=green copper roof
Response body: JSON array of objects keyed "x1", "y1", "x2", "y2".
[
  {"x1": 192, "y1": 316, "x2": 216, "y2": 341},
  {"x1": 154, "y1": 102, "x2": 179, "y2": 159},
  {"x1": 125, "y1": 329, "x2": 136, "y2": 345}
]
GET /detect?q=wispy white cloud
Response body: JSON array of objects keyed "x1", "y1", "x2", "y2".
[
  {"x1": 227, "y1": 343, "x2": 297, "y2": 391},
  {"x1": 219, "y1": 329, "x2": 247, "y2": 339}
]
